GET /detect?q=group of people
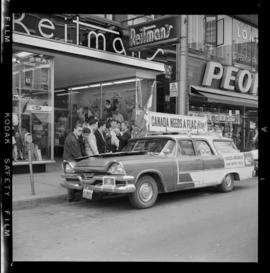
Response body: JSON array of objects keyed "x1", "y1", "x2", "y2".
[{"x1": 63, "y1": 117, "x2": 132, "y2": 162}]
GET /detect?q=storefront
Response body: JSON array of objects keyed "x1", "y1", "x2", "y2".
[
  {"x1": 188, "y1": 60, "x2": 258, "y2": 152},
  {"x1": 132, "y1": 15, "x2": 258, "y2": 153},
  {"x1": 12, "y1": 14, "x2": 165, "y2": 171}
]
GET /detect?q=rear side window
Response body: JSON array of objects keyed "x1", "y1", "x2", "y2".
[
  {"x1": 194, "y1": 140, "x2": 214, "y2": 156},
  {"x1": 213, "y1": 140, "x2": 238, "y2": 154},
  {"x1": 177, "y1": 140, "x2": 195, "y2": 156}
]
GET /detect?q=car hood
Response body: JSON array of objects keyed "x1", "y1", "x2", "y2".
[{"x1": 73, "y1": 151, "x2": 163, "y2": 172}]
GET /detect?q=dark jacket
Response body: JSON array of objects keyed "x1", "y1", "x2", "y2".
[
  {"x1": 117, "y1": 130, "x2": 131, "y2": 151},
  {"x1": 63, "y1": 132, "x2": 83, "y2": 161},
  {"x1": 95, "y1": 130, "x2": 107, "y2": 154}
]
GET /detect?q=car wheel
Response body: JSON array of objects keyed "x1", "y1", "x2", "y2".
[
  {"x1": 218, "y1": 174, "x2": 234, "y2": 192},
  {"x1": 129, "y1": 175, "x2": 158, "y2": 209}
]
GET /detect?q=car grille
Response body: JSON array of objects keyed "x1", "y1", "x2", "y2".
[{"x1": 92, "y1": 180, "x2": 126, "y2": 187}]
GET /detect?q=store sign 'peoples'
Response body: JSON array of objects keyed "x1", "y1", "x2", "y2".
[{"x1": 202, "y1": 61, "x2": 258, "y2": 96}]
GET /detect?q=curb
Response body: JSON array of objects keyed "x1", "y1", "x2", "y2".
[{"x1": 13, "y1": 194, "x2": 68, "y2": 210}]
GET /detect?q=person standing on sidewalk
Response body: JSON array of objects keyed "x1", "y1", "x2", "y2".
[
  {"x1": 85, "y1": 117, "x2": 99, "y2": 156},
  {"x1": 95, "y1": 120, "x2": 107, "y2": 154},
  {"x1": 63, "y1": 121, "x2": 84, "y2": 162},
  {"x1": 117, "y1": 121, "x2": 131, "y2": 151}
]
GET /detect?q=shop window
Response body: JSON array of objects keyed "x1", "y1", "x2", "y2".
[
  {"x1": 12, "y1": 51, "x2": 54, "y2": 163},
  {"x1": 65, "y1": 78, "x2": 155, "y2": 140},
  {"x1": 232, "y1": 18, "x2": 258, "y2": 71},
  {"x1": 205, "y1": 15, "x2": 217, "y2": 46},
  {"x1": 188, "y1": 15, "x2": 205, "y2": 51}
]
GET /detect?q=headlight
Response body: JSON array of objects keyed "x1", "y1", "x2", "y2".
[
  {"x1": 64, "y1": 162, "x2": 75, "y2": 174},
  {"x1": 107, "y1": 162, "x2": 126, "y2": 175}
]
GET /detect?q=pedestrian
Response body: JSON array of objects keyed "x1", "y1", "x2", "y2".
[
  {"x1": 252, "y1": 128, "x2": 258, "y2": 149},
  {"x1": 117, "y1": 121, "x2": 131, "y2": 151},
  {"x1": 106, "y1": 119, "x2": 119, "y2": 152},
  {"x1": 70, "y1": 104, "x2": 79, "y2": 131},
  {"x1": 85, "y1": 117, "x2": 99, "y2": 156},
  {"x1": 95, "y1": 120, "x2": 108, "y2": 154},
  {"x1": 103, "y1": 99, "x2": 113, "y2": 120},
  {"x1": 112, "y1": 105, "x2": 124, "y2": 123},
  {"x1": 63, "y1": 121, "x2": 84, "y2": 161}
]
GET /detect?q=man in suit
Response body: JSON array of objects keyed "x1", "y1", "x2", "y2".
[
  {"x1": 95, "y1": 120, "x2": 107, "y2": 154},
  {"x1": 63, "y1": 121, "x2": 83, "y2": 161},
  {"x1": 117, "y1": 121, "x2": 131, "y2": 151}
]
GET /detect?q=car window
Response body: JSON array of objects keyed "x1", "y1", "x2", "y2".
[
  {"x1": 213, "y1": 140, "x2": 238, "y2": 154},
  {"x1": 161, "y1": 140, "x2": 176, "y2": 155},
  {"x1": 133, "y1": 140, "x2": 146, "y2": 151},
  {"x1": 194, "y1": 140, "x2": 214, "y2": 156},
  {"x1": 177, "y1": 140, "x2": 195, "y2": 156},
  {"x1": 122, "y1": 138, "x2": 174, "y2": 154}
]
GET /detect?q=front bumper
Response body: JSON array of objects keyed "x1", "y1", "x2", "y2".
[{"x1": 60, "y1": 173, "x2": 136, "y2": 193}]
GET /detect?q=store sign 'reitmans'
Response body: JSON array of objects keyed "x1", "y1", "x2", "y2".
[
  {"x1": 147, "y1": 111, "x2": 208, "y2": 133},
  {"x1": 129, "y1": 16, "x2": 180, "y2": 48}
]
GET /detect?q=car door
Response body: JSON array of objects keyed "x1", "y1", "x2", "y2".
[
  {"x1": 176, "y1": 139, "x2": 204, "y2": 189},
  {"x1": 193, "y1": 139, "x2": 225, "y2": 185}
]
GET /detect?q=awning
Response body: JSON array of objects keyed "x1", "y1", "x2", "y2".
[
  {"x1": 190, "y1": 85, "x2": 258, "y2": 108},
  {"x1": 13, "y1": 33, "x2": 165, "y2": 89}
]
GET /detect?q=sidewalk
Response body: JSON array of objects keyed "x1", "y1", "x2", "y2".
[{"x1": 13, "y1": 161, "x2": 68, "y2": 210}]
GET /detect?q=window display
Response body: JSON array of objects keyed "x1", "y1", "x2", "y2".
[
  {"x1": 189, "y1": 103, "x2": 257, "y2": 152},
  {"x1": 12, "y1": 50, "x2": 54, "y2": 163},
  {"x1": 53, "y1": 78, "x2": 156, "y2": 158},
  {"x1": 65, "y1": 78, "x2": 155, "y2": 129}
]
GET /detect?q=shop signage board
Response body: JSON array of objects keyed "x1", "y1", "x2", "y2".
[
  {"x1": 169, "y1": 82, "x2": 178, "y2": 97},
  {"x1": 146, "y1": 111, "x2": 208, "y2": 133},
  {"x1": 202, "y1": 61, "x2": 258, "y2": 96},
  {"x1": 13, "y1": 14, "x2": 128, "y2": 57},
  {"x1": 129, "y1": 16, "x2": 180, "y2": 49},
  {"x1": 13, "y1": 13, "x2": 177, "y2": 62},
  {"x1": 27, "y1": 105, "x2": 52, "y2": 112},
  {"x1": 188, "y1": 111, "x2": 241, "y2": 124}
]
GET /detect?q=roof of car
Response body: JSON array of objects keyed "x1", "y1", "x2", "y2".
[{"x1": 133, "y1": 133, "x2": 233, "y2": 142}]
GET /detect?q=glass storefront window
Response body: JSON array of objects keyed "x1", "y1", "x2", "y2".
[
  {"x1": 232, "y1": 18, "x2": 258, "y2": 71},
  {"x1": 189, "y1": 102, "x2": 258, "y2": 152},
  {"x1": 188, "y1": 15, "x2": 205, "y2": 51},
  {"x1": 12, "y1": 51, "x2": 54, "y2": 162},
  {"x1": 54, "y1": 77, "x2": 156, "y2": 156}
]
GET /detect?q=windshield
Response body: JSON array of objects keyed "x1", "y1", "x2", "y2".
[
  {"x1": 213, "y1": 140, "x2": 239, "y2": 154},
  {"x1": 122, "y1": 138, "x2": 176, "y2": 155}
]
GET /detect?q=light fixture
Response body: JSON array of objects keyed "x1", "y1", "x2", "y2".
[
  {"x1": 56, "y1": 91, "x2": 79, "y2": 96},
  {"x1": 113, "y1": 78, "x2": 137, "y2": 85},
  {"x1": 88, "y1": 84, "x2": 101, "y2": 88},
  {"x1": 14, "y1": 52, "x2": 33, "y2": 58},
  {"x1": 70, "y1": 85, "x2": 90, "y2": 91},
  {"x1": 54, "y1": 89, "x2": 67, "y2": 93}
]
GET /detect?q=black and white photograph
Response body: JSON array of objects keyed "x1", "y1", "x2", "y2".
[{"x1": 1, "y1": 2, "x2": 267, "y2": 270}]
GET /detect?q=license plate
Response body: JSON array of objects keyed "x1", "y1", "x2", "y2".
[
  {"x1": 83, "y1": 186, "x2": 93, "y2": 200},
  {"x1": 102, "y1": 176, "x2": 115, "y2": 187}
]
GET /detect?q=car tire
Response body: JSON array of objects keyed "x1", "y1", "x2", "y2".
[
  {"x1": 128, "y1": 175, "x2": 158, "y2": 209},
  {"x1": 218, "y1": 174, "x2": 234, "y2": 192}
]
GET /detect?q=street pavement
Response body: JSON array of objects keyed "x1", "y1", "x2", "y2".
[
  {"x1": 12, "y1": 177, "x2": 258, "y2": 262},
  {"x1": 13, "y1": 161, "x2": 67, "y2": 210}
]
